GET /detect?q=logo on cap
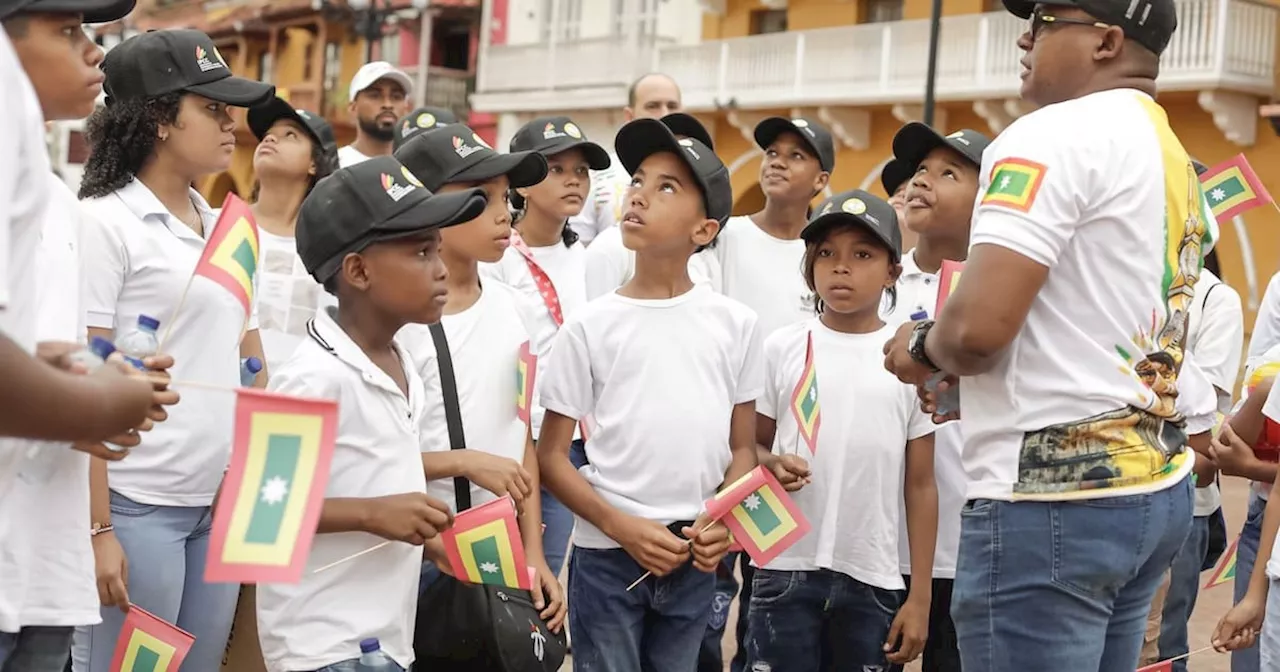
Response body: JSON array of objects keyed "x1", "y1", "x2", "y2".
[
  {"x1": 542, "y1": 122, "x2": 566, "y2": 141},
  {"x1": 195, "y1": 45, "x2": 224, "y2": 73},
  {"x1": 677, "y1": 137, "x2": 701, "y2": 161},
  {"x1": 401, "y1": 166, "x2": 424, "y2": 188},
  {"x1": 842, "y1": 198, "x2": 867, "y2": 215},
  {"x1": 564, "y1": 123, "x2": 582, "y2": 139},
  {"x1": 452, "y1": 135, "x2": 484, "y2": 159},
  {"x1": 792, "y1": 119, "x2": 809, "y2": 128},
  {"x1": 473, "y1": 133, "x2": 491, "y2": 149},
  {"x1": 417, "y1": 113, "x2": 436, "y2": 128},
  {"x1": 382, "y1": 172, "x2": 416, "y2": 202},
  {"x1": 820, "y1": 201, "x2": 835, "y2": 216}
]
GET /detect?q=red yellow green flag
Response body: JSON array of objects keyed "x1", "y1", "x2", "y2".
[
  {"x1": 516, "y1": 340, "x2": 537, "y2": 424},
  {"x1": 108, "y1": 606, "x2": 194, "y2": 672},
  {"x1": 704, "y1": 466, "x2": 810, "y2": 566},
  {"x1": 442, "y1": 496, "x2": 535, "y2": 590},
  {"x1": 982, "y1": 157, "x2": 1046, "y2": 213},
  {"x1": 206, "y1": 389, "x2": 338, "y2": 584},
  {"x1": 1137, "y1": 661, "x2": 1173, "y2": 672},
  {"x1": 1200, "y1": 154, "x2": 1273, "y2": 221},
  {"x1": 934, "y1": 259, "x2": 964, "y2": 316},
  {"x1": 790, "y1": 332, "x2": 820, "y2": 454},
  {"x1": 1203, "y1": 537, "x2": 1238, "y2": 590},
  {"x1": 194, "y1": 193, "x2": 259, "y2": 322}
]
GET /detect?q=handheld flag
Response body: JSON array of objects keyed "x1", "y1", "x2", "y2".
[
  {"x1": 108, "y1": 606, "x2": 194, "y2": 672},
  {"x1": 935, "y1": 259, "x2": 964, "y2": 317},
  {"x1": 1136, "y1": 661, "x2": 1172, "y2": 672},
  {"x1": 1203, "y1": 537, "x2": 1238, "y2": 590},
  {"x1": 194, "y1": 193, "x2": 259, "y2": 322},
  {"x1": 705, "y1": 466, "x2": 809, "y2": 566},
  {"x1": 516, "y1": 340, "x2": 537, "y2": 424},
  {"x1": 206, "y1": 389, "x2": 338, "y2": 584},
  {"x1": 790, "y1": 332, "x2": 821, "y2": 454},
  {"x1": 442, "y1": 496, "x2": 535, "y2": 590},
  {"x1": 1200, "y1": 154, "x2": 1273, "y2": 221}
]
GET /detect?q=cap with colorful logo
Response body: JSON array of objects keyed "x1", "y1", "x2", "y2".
[
  {"x1": 509, "y1": 116, "x2": 611, "y2": 171},
  {"x1": 892, "y1": 123, "x2": 991, "y2": 171},
  {"x1": 248, "y1": 96, "x2": 338, "y2": 167},
  {"x1": 296, "y1": 156, "x2": 488, "y2": 283},
  {"x1": 615, "y1": 118, "x2": 732, "y2": 225},
  {"x1": 393, "y1": 106, "x2": 459, "y2": 151},
  {"x1": 802, "y1": 189, "x2": 903, "y2": 261},
  {"x1": 394, "y1": 123, "x2": 548, "y2": 192},
  {"x1": 753, "y1": 117, "x2": 836, "y2": 173},
  {"x1": 102, "y1": 29, "x2": 274, "y2": 107}
]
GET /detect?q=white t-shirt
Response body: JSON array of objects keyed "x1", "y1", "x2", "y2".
[
  {"x1": 1188, "y1": 268, "x2": 1244, "y2": 407},
  {"x1": 709, "y1": 215, "x2": 813, "y2": 337},
  {"x1": 539, "y1": 284, "x2": 764, "y2": 548},
  {"x1": 1248, "y1": 271, "x2": 1280, "y2": 364},
  {"x1": 256, "y1": 308, "x2": 427, "y2": 672},
  {"x1": 337, "y1": 144, "x2": 372, "y2": 168},
  {"x1": 400, "y1": 281, "x2": 539, "y2": 511},
  {"x1": 81, "y1": 180, "x2": 259, "y2": 506},
  {"x1": 1176, "y1": 352, "x2": 1222, "y2": 516},
  {"x1": 257, "y1": 229, "x2": 334, "y2": 372},
  {"x1": 758, "y1": 319, "x2": 933, "y2": 590},
  {"x1": 582, "y1": 224, "x2": 720, "y2": 301},
  {"x1": 567, "y1": 153, "x2": 628, "y2": 245},
  {"x1": 0, "y1": 30, "x2": 45, "y2": 354},
  {"x1": 479, "y1": 239, "x2": 585, "y2": 436},
  {"x1": 961, "y1": 88, "x2": 1206, "y2": 502},
  {"x1": 886, "y1": 249, "x2": 967, "y2": 578}
]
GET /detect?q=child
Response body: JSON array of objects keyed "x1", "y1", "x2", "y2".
[
  {"x1": 884, "y1": 122, "x2": 991, "y2": 672},
  {"x1": 394, "y1": 124, "x2": 566, "y2": 630},
  {"x1": 479, "y1": 115, "x2": 612, "y2": 575},
  {"x1": 746, "y1": 189, "x2": 936, "y2": 670},
  {"x1": 881, "y1": 157, "x2": 915, "y2": 252},
  {"x1": 255, "y1": 156, "x2": 471, "y2": 672},
  {"x1": 536, "y1": 118, "x2": 755, "y2": 670}
]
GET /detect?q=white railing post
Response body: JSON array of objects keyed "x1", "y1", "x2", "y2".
[
  {"x1": 879, "y1": 25, "x2": 893, "y2": 92},
  {"x1": 794, "y1": 33, "x2": 807, "y2": 98},
  {"x1": 975, "y1": 14, "x2": 990, "y2": 88},
  {"x1": 1214, "y1": 0, "x2": 1230, "y2": 76},
  {"x1": 717, "y1": 41, "x2": 730, "y2": 103}
]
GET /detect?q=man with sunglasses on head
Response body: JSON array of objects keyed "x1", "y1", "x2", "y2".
[{"x1": 883, "y1": 0, "x2": 1218, "y2": 670}]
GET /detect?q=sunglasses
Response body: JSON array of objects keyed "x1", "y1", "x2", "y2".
[{"x1": 1030, "y1": 11, "x2": 1112, "y2": 40}]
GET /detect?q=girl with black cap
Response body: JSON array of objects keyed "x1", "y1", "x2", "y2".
[{"x1": 72, "y1": 28, "x2": 274, "y2": 672}]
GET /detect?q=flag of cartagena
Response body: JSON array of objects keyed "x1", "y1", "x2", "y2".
[
  {"x1": 1203, "y1": 537, "x2": 1238, "y2": 590},
  {"x1": 934, "y1": 259, "x2": 964, "y2": 317},
  {"x1": 704, "y1": 465, "x2": 810, "y2": 566},
  {"x1": 1200, "y1": 154, "x2": 1273, "y2": 221},
  {"x1": 206, "y1": 388, "x2": 338, "y2": 584},
  {"x1": 442, "y1": 496, "x2": 535, "y2": 590},
  {"x1": 194, "y1": 193, "x2": 259, "y2": 322},
  {"x1": 516, "y1": 340, "x2": 537, "y2": 424},
  {"x1": 790, "y1": 332, "x2": 820, "y2": 454},
  {"x1": 981, "y1": 157, "x2": 1046, "y2": 213},
  {"x1": 1137, "y1": 661, "x2": 1173, "y2": 672},
  {"x1": 108, "y1": 606, "x2": 194, "y2": 672}
]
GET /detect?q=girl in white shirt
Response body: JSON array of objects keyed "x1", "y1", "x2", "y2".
[
  {"x1": 479, "y1": 115, "x2": 610, "y2": 576},
  {"x1": 246, "y1": 96, "x2": 337, "y2": 372},
  {"x1": 71, "y1": 29, "x2": 274, "y2": 672},
  {"x1": 747, "y1": 189, "x2": 937, "y2": 672}
]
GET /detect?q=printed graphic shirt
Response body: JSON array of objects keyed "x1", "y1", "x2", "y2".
[{"x1": 961, "y1": 88, "x2": 1210, "y2": 502}]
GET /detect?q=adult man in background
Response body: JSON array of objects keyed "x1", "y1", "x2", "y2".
[{"x1": 337, "y1": 61, "x2": 413, "y2": 167}]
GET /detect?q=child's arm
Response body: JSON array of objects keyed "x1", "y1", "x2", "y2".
[
  {"x1": 421, "y1": 451, "x2": 534, "y2": 512},
  {"x1": 239, "y1": 329, "x2": 268, "y2": 388},
  {"x1": 754, "y1": 414, "x2": 811, "y2": 492},
  {"x1": 518, "y1": 427, "x2": 566, "y2": 631},
  {"x1": 317, "y1": 493, "x2": 453, "y2": 544},
  {"x1": 1188, "y1": 432, "x2": 1216, "y2": 487},
  {"x1": 887, "y1": 432, "x2": 937, "y2": 664},
  {"x1": 1213, "y1": 448, "x2": 1280, "y2": 651},
  {"x1": 686, "y1": 401, "x2": 759, "y2": 573},
  {"x1": 1217, "y1": 376, "x2": 1280, "y2": 483}
]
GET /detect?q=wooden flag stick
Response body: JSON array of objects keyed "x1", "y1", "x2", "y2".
[
  {"x1": 311, "y1": 541, "x2": 392, "y2": 574},
  {"x1": 625, "y1": 520, "x2": 718, "y2": 592},
  {"x1": 156, "y1": 275, "x2": 196, "y2": 353}
]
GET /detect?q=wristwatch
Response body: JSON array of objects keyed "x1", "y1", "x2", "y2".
[{"x1": 907, "y1": 320, "x2": 941, "y2": 372}]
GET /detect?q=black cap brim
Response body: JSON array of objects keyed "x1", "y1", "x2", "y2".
[
  {"x1": 616, "y1": 119, "x2": 687, "y2": 177},
  {"x1": 892, "y1": 122, "x2": 983, "y2": 170},
  {"x1": 661, "y1": 113, "x2": 714, "y2": 149},
  {"x1": 1001, "y1": 0, "x2": 1075, "y2": 19},
  {"x1": 20, "y1": 0, "x2": 135, "y2": 22},
  {"x1": 881, "y1": 159, "x2": 914, "y2": 196},
  {"x1": 451, "y1": 151, "x2": 548, "y2": 189},
  {"x1": 539, "y1": 139, "x2": 611, "y2": 171},
  {"x1": 248, "y1": 97, "x2": 315, "y2": 144},
  {"x1": 801, "y1": 213, "x2": 901, "y2": 261},
  {"x1": 754, "y1": 117, "x2": 831, "y2": 171},
  {"x1": 187, "y1": 76, "x2": 275, "y2": 108}
]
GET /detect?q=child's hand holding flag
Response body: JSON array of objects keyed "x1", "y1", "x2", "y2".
[
  {"x1": 1212, "y1": 591, "x2": 1263, "y2": 652},
  {"x1": 683, "y1": 515, "x2": 732, "y2": 573},
  {"x1": 767, "y1": 453, "x2": 812, "y2": 492}
]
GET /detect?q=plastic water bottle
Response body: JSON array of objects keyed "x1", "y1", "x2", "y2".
[
  {"x1": 909, "y1": 310, "x2": 959, "y2": 418},
  {"x1": 240, "y1": 357, "x2": 263, "y2": 387},
  {"x1": 356, "y1": 638, "x2": 398, "y2": 670},
  {"x1": 69, "y1": 336, "x2": 119, "y2": 372},
  {"x1": 20, "y1": 338, "x2": 120, "y2": 483},
  {"x1": 116, "y1": 314, "x2": 160, "y2": 370}
]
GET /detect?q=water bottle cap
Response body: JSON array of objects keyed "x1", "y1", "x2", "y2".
[
  {"x1": 88, "y1": 336, "x2": 116, "y2": 360},
  {"x1": 359, "y1": 638, "x2": 380, "y2": 653},
  {"x1": 909, "y1": 310, "x2": 929, "y2": 321},
  {"x1": 137, "y1": 314, "x2": 161, "y2": 331},
  {"x1": 245, "y1": 356, "x2": 263, "y2": 374}
]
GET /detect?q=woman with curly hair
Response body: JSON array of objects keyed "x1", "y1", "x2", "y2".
[
  {"x1": 245, "y1": 96, "x2": 338, "y2": 371},
  {"x1": 70, "y1": 29, "x2": 273, "y2": 672}
]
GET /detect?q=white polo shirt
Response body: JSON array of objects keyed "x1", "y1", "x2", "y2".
[
  {"x1": 257, "y1": 308, "x2": 426, "y2": 672},
  {"x1": 582, "y1": 224, "x2": 721, "y2": 301},
  {"x1": 81, "y1": 179, "x2": 259, "y2": 507},
  {"x1": 539, "y1": 284, "x2": 764, "y2": 549},
  {"x1": 0, "y1": 29, "x2": 45, "y2": 354}
]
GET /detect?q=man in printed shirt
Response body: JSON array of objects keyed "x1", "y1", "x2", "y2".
[{"x1": 884, "y1": 0, "x2": 1216, "y2": 668}]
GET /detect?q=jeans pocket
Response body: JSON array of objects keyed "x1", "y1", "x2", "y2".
[
  {"x1": 1247, "y1": 496, "x2": 1268, "y2": 528},
  {"x1": 108, "y1": 490, "x2": 160, "y2": 518},
  {"x1": 749, "y1": 569, "x2": 800, "y2": 607},
  {"x1": 1049, "y1": 499, "x2": 1144, "y2": 599},
  {"x1": 867, "y1": 584, "x2": 905, "y2": 617},
  {"x1": 961, "y1": 499, "x2": 996, "y2": 516}
]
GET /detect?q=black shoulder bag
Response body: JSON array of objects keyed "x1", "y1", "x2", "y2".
[{"x1": 413, "y1": 322, "x2": 567, "y2": 672}]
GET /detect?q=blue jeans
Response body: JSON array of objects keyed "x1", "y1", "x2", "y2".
[
  {"x1": 744, "y1": 568, "x2": 904, "y2": 671},
  {"x1": 699, "y1": 553, "x2": 749, "y2": 672},
  {"x1": 1159, "y1": 513, "x2": 1211, "y2": 672},
  {"x1": 71, "y1": 491, "x2": 239, "y2": 672},
  {"x1": 952, "y1": 477, "x2": 1193, "y2": 672},
  {"x1": 1233, "y1": 492, "x2": 1267, "y2": 672},
  {"x1": 568, "y1": 546, "x2": 715, "y2": 672},
  {"x1": 0, "y1": 626, "x2": 72, "y2": 672}
]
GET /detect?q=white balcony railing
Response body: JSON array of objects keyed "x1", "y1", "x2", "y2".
[
  {"x1": 654, "y1": 0, "x2": 1276, "y2": 110},
  {"x1": 475, "y1": 36, "x2": 673, "y2": 98}
]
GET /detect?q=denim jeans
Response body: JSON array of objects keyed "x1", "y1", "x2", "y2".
[
  {"x1": 952, "y1": 477, "x2": 1193, "y2": 672},
  {"x1": 307, "y1": 659, "x2": 406, "y2": 671},
  {"x1": 1233, "y1": 493, "x2": 1267, "y2": 672},
  {"x1": 1158, "y1": 514, "x2": 1211, "y2": 672},
  {"x1": 568, "y1": 546, "x2": 715, "y2": 672},
  {"x1": 0, "y1": 626, "x2": 72, "y2": 672},
  {"x1": 698, "y1": 552, "x2": 750, "y2": 672},
  {"x1": 71, "y1": 491, "x2": 239, "y2": 672}
]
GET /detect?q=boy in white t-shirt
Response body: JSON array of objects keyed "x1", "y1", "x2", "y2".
[
  {"x1": 537, "y1": 119, "x2": 758, "y2": 671},
  {"x1": 255, "y1": 157, "x2": 468, "y2": 672}
]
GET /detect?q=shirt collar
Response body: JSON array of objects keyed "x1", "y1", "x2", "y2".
[
  {"x1": 308, "y1": 306, "x2": 418, "y2": 402},
  {"x1": 900, "y1": 248, "x2": 929, "y2": 278},
  {"x1": 115, "y1": 178, "x2": 216, "y2": 240}
]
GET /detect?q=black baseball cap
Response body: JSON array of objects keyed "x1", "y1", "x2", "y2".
[
  {"x1": 102, "y1": 29, "x2": 275, "y2": 107},
  {"x1": 297, "y1": 156, "x2": 488, "y2": 283},
  {"x1": 893, "y1": 123, "x2": 990, "y2": 170},
  {"x1": 754, "y1": 117, "x2": 836, "y2": 172},
  {"x1": 802, "y1": 190, "x2": 902, "y2": 261},
  {"x1": 5, "y1": 0, "x2": 135, "y2": 22},
  {"x1": 393, "y1": 107, "x2": 458, "y2": 151},
  {"x1": 881, "y1": 159, "x2": 914, "y2": 196},
  {"x1": 1002, "y1": 0, "x2": 1178, "y2": 55},
  {"x1": 510, "y1": 116, "x2": 610, "y2": 170},
  {"x1": 661, "y1": 113, "x2": 715, "y2": 150},
  {"x1": 615, "y1": 118, "x2": 732, "y2": 225},
  {"x1": 395, "y1": 123, "x2": 548, "y2": 192},
  {"x1": 248, "y1": 97, "x2": 337, "y2": 160}
]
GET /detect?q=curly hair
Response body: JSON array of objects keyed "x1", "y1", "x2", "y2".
[{"x1": 78, "y1": 93, "x2": 184, "y2": 199}]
